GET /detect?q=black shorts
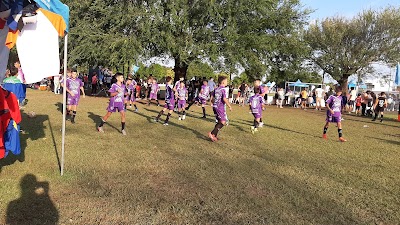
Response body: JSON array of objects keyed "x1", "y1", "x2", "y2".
[
  {"x1": 301, "y1": 98, "x2": 307, "y2": 102},
  {"x1": 375, "y1": 107, "x2": 384, "y2": 113},
  {"x1": 355, "y1": 105, "x2": 360, "y2": 110},
  {"x1": 348, "y1": 100, "x2": 355, "y2": 106}
]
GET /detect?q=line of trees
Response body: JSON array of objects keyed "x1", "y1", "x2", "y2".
[{"x1": 65, "y1": 0, "x2": 400, "y2": 90}]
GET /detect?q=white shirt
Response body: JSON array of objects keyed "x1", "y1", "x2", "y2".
[
  {"x1": 315, "y1": 88, "x2": 324, "y2": 98},
  {"x1": 350, "y1": 90, "x2": 357, "y2": 101}
]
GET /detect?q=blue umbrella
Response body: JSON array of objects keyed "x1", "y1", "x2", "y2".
[{"x1": 395, "y1": 63, "x2": 400, "y2": 86}]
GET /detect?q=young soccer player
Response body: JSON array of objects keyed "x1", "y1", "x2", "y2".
[
  {"x1": 372, "y1": 92, "x2": 387, "y2": 123},
  {"x1": 253, "y1": 79, "x2": 266, "y2": 127},
  {"x1": 186, "y1": 80, "x2": 209, "y2": 118},
  {"x1": 249, "y1": 87, "x2": 265, "y2": 134},
  {"x1": 97, "y1": 73, "x2": 127, "y2": 135},
  {"x1": 322, "y1": 86, "x2": 347, "y2": 142},
  {"x1": 155, "y1": 76, "x2": 175, "y2": 125},
  {"x1": 63, "y1": 71, "x2": 85, "y2": 123},
  {"x1": 176, "y1": 80, "x2": 188, "y2": 120},
  {"x1": 174, "y1": 76, "x2": 184, "y2": 111},
  {"x1": 208, "y1": 76, "x2": 232, "y2": 142},
  {"x1": 148, "y1": 78, "x2": 160, "y2": 106},
  {"x1": 125, "y1": 77, "x2": 139, "y2": 112},
  {"x1": 355, "y1": 93, "x2": 362, "y2": 116}
]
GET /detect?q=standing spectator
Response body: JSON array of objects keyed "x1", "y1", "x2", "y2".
[
  {"x1": 208, "y1": 77, "x2": 216, "y2": 102},
  {"x1": 277, "y1": 88, "x2": 284, "y2": 108},
  {"x1": 91, "y1": 72, "x2": 98, "y2": 95},
  {"x1": 83, "y1": 74, "x2": 89, "y2": 89},
  {"x1": 348, "y1": 87, "x2": 357, "y2": 113},
  {"x1": 300, "y1": 88, "x2": 308, "y2": 109},
  {"x1": 14, "y1": 61, "x2": 25, "y2": 84},
  {"x1": 361, "y1": 91, "x2": 369, "y2": 116},
  {"x1": 314, "y1": 85, "x2": 324, "y2": 110},
  {"x1": 54, "y1": 74, "x2": 61, "y2": 94}
]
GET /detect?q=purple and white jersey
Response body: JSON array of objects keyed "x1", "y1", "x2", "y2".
[
  {"x1": 249, "y1": 94, "x2": 264, "y2": 114},
  {"x1": 199, "y1": 85, "x2": 210, "y2": 99},
  {"x1": 109, "y1": 83, "x2": 126, "y2": 104},
  {"x1": 151, "y1": 83, "x2": 159, "y2": 94},
  {"x1": 127, "y1": 83, "x2": 135, "y2": 95},
  {"x1": 174, "y1": 81, "x2": 181, "y2": 90},
  {"x1": 177, "y1": 87, "x2": 187, "y2": 101},
  {"x1": 326, "y1": 95, "x2": 343, "y2": 117},
  {"x1": 66, "y1": 78, "x2": 83, "y2": 97},
  {"x1": 213, "y1": 86, "x2": 227, "y2": 110},
  {"x1": 165, "y1": 84, "x2": 175, "y2": 103}
]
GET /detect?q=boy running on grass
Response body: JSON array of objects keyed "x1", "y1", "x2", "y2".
[
  {"x1": 125, "y1": 77, "x2": 139, "y2": 112},
  {"x1": 155, "y1": 76, "x2": 175, "y2": 125},
  {"x1": 186, "y1": 80, "x2": 209, "y2": 118},
  {"x1": 249, "y1": 87, "x2": 265, "y2": 134},
  {"x1": 98, "y1": 73, "x2": 127, "y2": 135},
  {"x1": 372, "y1": 92, "x2": 387, "y2": 123},
  {"x1": 148, "y1": 78, "x2": 160, "y2": 106},
  {"x1": 323, "y1": 86, "x2": 347, "y2": 142},
  {"x1": 176, "y1": 80, "x2": 188, "y2": 120},
  {"x1": 63, "y1": 71, "x2": 85, "y2": 124},
  {"x1": 208, "y1": 76, "x2": 232, "y2": 142}
]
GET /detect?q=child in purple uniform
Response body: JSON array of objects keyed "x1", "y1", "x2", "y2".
[
  {"x1": 323, "y1": 86, "x2": 347, "y2": 142},
  {"x1": 148, "y1": 79, "x2": 160, "y2": 106},
  {"x1": 208, "y1": 76, "x2": 232, "y2": 142},
  {"x1": 155, "y1": 76, "x2": 175, "y2": 125},
  {"x1": 186, "y1": 80, "x2": 209, "y2": 118},
  {"x1": 98, "y1": 73, "x2": 127, "y2": 135},
  {"x1": 176, "y1": 81, "x2": 188, "y2": 120},
  {"x1": 249, "y1": 87, "x2": 265, "y2": 134},
  {"x1": 64, "y1": 71, "x2": 85, "y2": 124},
  {"x1": 125, "y1": 77, "x2": 138, "y2": 112}
]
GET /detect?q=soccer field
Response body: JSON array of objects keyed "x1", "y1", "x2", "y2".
[{"x1": 1, "y1": 89, "x2": 399, "y2": 224}]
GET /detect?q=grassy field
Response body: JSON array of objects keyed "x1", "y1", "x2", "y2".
[{"x1": 1, "y1": 89, "x2": 400, "y2": 225}]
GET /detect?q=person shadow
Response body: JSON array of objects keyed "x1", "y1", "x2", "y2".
[{"x1": 6, "y1": 174, "x2": 59, "y2": 225}]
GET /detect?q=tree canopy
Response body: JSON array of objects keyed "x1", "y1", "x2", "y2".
[{"x1": 304, "y1": 8, "x2": 400, "y2": 93}]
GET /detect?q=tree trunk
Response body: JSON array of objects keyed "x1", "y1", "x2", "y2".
[
  {"x1": 173, "y1": 57, "x2": 188, "y2": 83},
  {"x1": 338, "y1": 75, "x2": 349, "y2": 94}
]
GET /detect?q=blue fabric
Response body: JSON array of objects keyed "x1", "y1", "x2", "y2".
[
  {"x1": 34, "y1": 0, "x2": 70, "y2": 33},
  {"x1": 4, "y1": 119, "x2": 21, "y2": 157},
  {"x1": 2, "y1": 83, "x2": 26, "y2": 103},
  {"x1": 6, "y1": 0, "x2": 23, "y2": 31},
  {"x1": 395, "y1": 63, "x2": 400, "y2": 86}
]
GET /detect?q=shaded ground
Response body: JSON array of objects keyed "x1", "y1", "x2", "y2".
[{"x1": 1, "y1": 89, "x2": 399, "y2": 224}]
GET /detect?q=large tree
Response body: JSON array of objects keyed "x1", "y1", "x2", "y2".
[{"x1": 304, "y1": 7, "x2": 400, "y2": 93}]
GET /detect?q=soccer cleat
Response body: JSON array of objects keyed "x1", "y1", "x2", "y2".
[
  {"x1": 208, "y1": 132, "x2": 218, "y2": 142},
  {"x1": 71, "y1": 118, "x2": 75, "y2": 124},
  {"x1": 259, "y1": 122, "x2": 264, "y2": 127},
  {"x1": 322, "y1": 134, "x2": 328, "y2": 139},
  {"x1": 178, "y1": 117, "x2": 182, "y2": 120},
  {"x1": 254, "y1": 128, "x2": 258, "y2": 132},
  {"x1": 135, "y1": 108, "x2": 138, "y2": 112},
  {"x1": 201, "y1": 116, "x2": 207, "y2": 119},
  {"x1": 98, "y1": 126, "x2": 104, "y2": 133},
  {"x1": 185, "y1": 107, "x2": 189, "y2": 111},
  {"x1": 372, "y1": 119, "x2": 376, "y2": 121},
  {"x1": 121, "y1": 129, "x2": 127, "y2": 135},
  {"x1": 251, "y1": 126, "x2": 255, "y2": 134},
  {"x1": 380, "y1": 120, "x2": 383, "y2": 123},
  {"x1": 182, "y1": 115, "x2": 186, "y2": 120},
  {"x1": 163, "y1": 123, "x2": 169, "y2": 126},
  {"x1": 154, "y1": 118, "x2": 159, "y2": 122},
  {"x1": 339, "y1": 137, "x2": 347, "y2": 142}
]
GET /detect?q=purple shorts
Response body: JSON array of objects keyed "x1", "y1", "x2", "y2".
[
  {"x1": 197, "y1": 97, "x2": 207, "y2": 105},
  {"x1": 126, "y1": 94, "x2": 135, "y2": 102},
  {"x1": 252, "y1": 112, "x2": 262, "y2": 119},
  {"x1": 149, "y1": 93, "x2": 157, "y2": 100},
  {"x1": 67, "y1": 96, "x2": 80, "y2": 106},
  {"x1": 326, "y1": 115, "x2": 341, "y2": 123},
  {"x1": 107, "y1": 102, "x2": 125, "y2": 112},
  {"x1": 164, "y1": 100, "x2": 175, "y2": 110},
  {"x1": 178, "y1": 100, "x2": 186, "y2": 109},
  {"x1": 213, "y1": 107, "x2": 227, "y2": 122}
]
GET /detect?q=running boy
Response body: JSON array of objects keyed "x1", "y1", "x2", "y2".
[
  {"x1": 208, "y1": 76, "x2": 232, "y2": 142},
  {"x1": 155, "y1": 76, "x2": 175, "y2": 125},
  {"x1": 186, "y1": 80, "x2": 209, "y2": 118},
  {"x1": 176, "y1": 80, "x2": 188, "y2": 120},
  {"x1": 372, "y1": 92, "x2": 387, "y2": 122},
  {"x1": 98, "y1": 73, "x2": 127, "y2": 135},
  {"x1": 249, "y1": 87, "x2": 265, "y2": 134},
  {"x1": 323, "y1": 86, "x2": 347, "y2": 142},
  {"x1": 148, "y1": 78, "x2": 160, "y2": 106},
  {"x1": 64, "y1": 71, "x2": 85, "y2": 123},
  {"x1": 125, "y1": 77, "x2": 138, "y2": 112}
]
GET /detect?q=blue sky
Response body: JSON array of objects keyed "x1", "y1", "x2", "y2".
[{"x1": 302, "y1": 0, "x2": 400, "y2": 21}]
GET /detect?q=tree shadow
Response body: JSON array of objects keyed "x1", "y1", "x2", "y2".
[
  {"x1": 6, "y1": 174, "x2": 59, "y2": 225},
  {"x1": 87, "y1": 112, "x2": 120, "y2": 132},
  {"x1": 135, "y1": 108, "x2": 209, "y2": 140},
  {"x1": 267, "y1": 124, "x2": 321, "y2": 138},
  {"x1": 1, "y1": 112, "x2": 60, "y2": 173},
  {"x1": 367, "y1": 136, "x2": 400, "y2": 146}
]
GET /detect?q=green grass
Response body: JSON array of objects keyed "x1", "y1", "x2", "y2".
[{"x1": 1, "y1": 89, "x2": 400, "y2": 224}]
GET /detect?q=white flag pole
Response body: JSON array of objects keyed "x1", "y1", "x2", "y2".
[{"x1": 61, "y1": 33, "x2": 68, "y2": 176}]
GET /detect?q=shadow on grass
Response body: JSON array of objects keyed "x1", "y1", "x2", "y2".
[
  {"x1": 367, "y1": 136, "x2": 400, "y2": 146},
  {"x1": 87, "y1": 112, "x2": 121, "y2": 133},
  {"x1": 55, "y1": 102, "x2": 64, "y2": 115},
  {"x1": 136, "y1": 108, "x2": 209, "y2": 140},
  {"x1": 6, "y1": 174, "x2": 59, "y2": 225},
  {"x1": 1, "y1": 112, "x2": 59, "y2": 173},
  {"x1": 267, "y1": 124, "x2": 321, "y2": 138}
]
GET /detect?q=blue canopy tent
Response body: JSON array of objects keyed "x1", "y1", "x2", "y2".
[
  {"x1": 288, "y1": 79, "x2": 309, "y2": 87},
  {"x1": 348, "y1": 81, "x2": 357, "y2": 88}
]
